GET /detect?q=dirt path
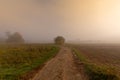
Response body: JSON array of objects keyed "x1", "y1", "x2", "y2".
[{"x1": 31, "y1": 47, "x2": 84, "y2": 80}]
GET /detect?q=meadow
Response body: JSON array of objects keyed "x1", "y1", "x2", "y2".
[
  {"x1": 0, "y1": 44, "x2": 59, "y2": 80},
  {"x1": 73, "y1": 44, "x2": 120, "y2": 80}
]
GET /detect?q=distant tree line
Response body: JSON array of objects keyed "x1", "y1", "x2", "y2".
[{"x1": 0, "y1": 32, "x2": 66, "y2": 44}]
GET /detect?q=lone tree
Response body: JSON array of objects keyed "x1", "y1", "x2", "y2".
[
  {"x1": 54, "y1": 36, "x2": 65, "y2": 45},
  {"x1": 6, "y1": 32, "x2": 25, "y2": 43}
]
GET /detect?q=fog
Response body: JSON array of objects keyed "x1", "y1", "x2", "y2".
[{"x1": 0, "y1": 0, "x2": 120, "y2": 43}]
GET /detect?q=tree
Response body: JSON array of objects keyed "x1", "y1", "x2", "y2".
[
  {"x1": 6, "y1": 32, "x2": 25, "y2": 43},
  {"x1": 54, "y1": 36, "x2": 65, "y2": 45},
  {"x1": 0, "y1": 37, "x2": 5, "y2": 43}
]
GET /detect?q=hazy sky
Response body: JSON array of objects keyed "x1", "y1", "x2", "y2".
[{"x1": 0, "y1": 0, "x2": 120, "y2": 43}]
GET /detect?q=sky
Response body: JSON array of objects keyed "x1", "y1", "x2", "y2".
[{"x1": 0, "y1": 0, "x2": 120, "y2": 43}]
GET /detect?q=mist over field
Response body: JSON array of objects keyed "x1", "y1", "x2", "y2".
[
  {"x1": 0, "y1": 0, "x2": 120, "y2": 43},
  {"x1": 0, "y1": 1, "x2": 120, "y2": 80}
]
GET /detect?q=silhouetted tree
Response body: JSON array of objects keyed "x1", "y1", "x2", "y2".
[
  {"x1": 6, "y1": 32, "x2": 25, "y2": 43},
  {"x1": 0, "y1": 37, "x2": 5, "y2": 43},
  {"x1": 54, "y1": 36, "x2": 65, "y2": 45}
]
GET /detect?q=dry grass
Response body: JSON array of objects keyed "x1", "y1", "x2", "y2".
[{"x1": 0, "y1": 44, "x2": 59, "y2": 80}]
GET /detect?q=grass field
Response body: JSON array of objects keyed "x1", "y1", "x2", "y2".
[
  {"x1": 72, "y1": 44, "x2": 120, "y2": 80},
  {"x1": 0, "y1": 44, "x2": 59, "y2": 80}
]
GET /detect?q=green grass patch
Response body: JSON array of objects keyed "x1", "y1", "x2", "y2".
[
  {"x1": 73, "y1": 48, "x2": 120, "y2": 80},
  {"x1": 0, "y1": 44, "x2": 59, "y2": 80}
]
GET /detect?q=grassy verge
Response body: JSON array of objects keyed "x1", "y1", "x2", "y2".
[
  {"x1": 73, "y1": 48, "x2": 120, "y2": 80},
  {"x1": 0, "y1": 44, "x2": 59, "y2": 80}
]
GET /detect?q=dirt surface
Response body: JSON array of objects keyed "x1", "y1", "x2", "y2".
[{"x1": 31, "y1": 47, "x2": 85, "y2": 80}]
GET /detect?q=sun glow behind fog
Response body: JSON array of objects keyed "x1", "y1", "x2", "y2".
[
  {"x1": 60, "y1": 0, "x2": 120, "y2": 41},
  {"x1": 0, "y1": 0, "x2": 120, "y2": 43}
]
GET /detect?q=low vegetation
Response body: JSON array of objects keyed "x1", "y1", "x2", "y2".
[
  {"x1": 72, "y1": 45, "x2": 120, "y2": 80},
  {"x1": 0, "y1": 44, "x2": 59, "y2": 80}
]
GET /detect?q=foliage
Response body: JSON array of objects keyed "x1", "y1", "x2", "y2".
[
  {"x1": 6, "y1": 32, "x2": 25, "y2": 43},
  {"x1": 54, "y1": 36, "x2": 65, "y2": 45}
]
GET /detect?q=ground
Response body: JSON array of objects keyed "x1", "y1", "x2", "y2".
[{"x1": 31, "y1": 47, "x2": 85, "y2": 80}]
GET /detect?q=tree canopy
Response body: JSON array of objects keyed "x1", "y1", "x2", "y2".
[
  {"x1": 54, "y1": 36, "x2": 65, "y2": 45},
  {"x1": 6, "y1": 32, "x2": 25, "y2": 43}
]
